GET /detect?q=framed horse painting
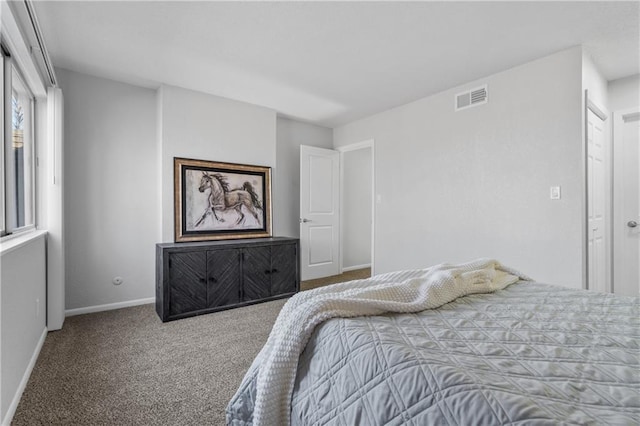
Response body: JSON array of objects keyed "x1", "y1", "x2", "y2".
[{"x1": 174, "y1": 157, "x2": 272, "y2": 242}]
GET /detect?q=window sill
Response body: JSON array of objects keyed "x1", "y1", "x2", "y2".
[{"x1": 0, "y1": 229, "x2": 47, "y2": 257}]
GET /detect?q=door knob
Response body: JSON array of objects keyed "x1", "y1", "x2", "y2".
[
  {"x1": 628, "y1": 220, "x2": 638, "y2": 228},
  {"x1": 299, "y1": 218, "x2": 311, "y2": 223}
]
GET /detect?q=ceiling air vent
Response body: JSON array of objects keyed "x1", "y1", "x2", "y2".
[{"x1": 455, "y1": 85, "x2": 488, "y2": 111}]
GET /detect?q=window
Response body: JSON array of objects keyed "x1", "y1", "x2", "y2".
[{"x1": 1, "y1": 46, "x2": 36, "y2": 237}]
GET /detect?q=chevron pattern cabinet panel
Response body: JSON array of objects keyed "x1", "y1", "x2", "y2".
[
  {"x1": 156, "y1": 237, "x2": 299, "y2": 322},
  {"x1": 271, "y1": 243, "x2": 297, "y2": 296},
  {"x1": 207, "y1": 249, "x2": 242, "y2": 308},
  {"x1": 168, "y1": 252, "x2": 207, "y2": 316},
  {"x1": 243, "y1": 246, "x2": 272, "y2": 301}
]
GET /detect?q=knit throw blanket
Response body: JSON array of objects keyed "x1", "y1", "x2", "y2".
[{"x1": 234, "y1": 259, "x2": 530, "y2": 425}]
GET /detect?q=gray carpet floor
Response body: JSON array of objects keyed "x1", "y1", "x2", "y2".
[{"x1": 12, "y1": 268, "x2": 370, "y2": 425}]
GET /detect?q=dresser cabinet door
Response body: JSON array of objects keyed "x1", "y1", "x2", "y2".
[
  {"x1": 168, "y1": 251, "x2": 207, "y2": 316},
  {"x1": 271, "y1": 243, "x2": 297, "y2": 296},
  {"x1": 243, "y1": 246, "x2": 271, "y2": 301},
  {"x1": 206, "y1": 249, "x2": 242, "y2": 308}
]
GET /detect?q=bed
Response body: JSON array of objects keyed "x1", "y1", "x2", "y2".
[{"x1": 227, "y1": 260, "x2": 640, "y2": 425}]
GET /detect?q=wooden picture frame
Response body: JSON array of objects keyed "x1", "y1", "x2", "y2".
[{"x1": 174, "y1": 157, "x2": 272, "y2": 242}]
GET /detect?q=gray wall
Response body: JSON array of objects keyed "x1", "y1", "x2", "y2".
[
  {"x1": 1, "y1": 234, "x2": 46, "y2": 423},
  {"x1": 342, "y1": 147, "x2": 372, "y2": 269},
  {"x1": 158, "y1": 85, "x2": 277, "y2": 242},
  {"x1": 58, "y1": 68, "x2": 158, "y2": 310},
  {"x1": 57, "y1": 72, "x2": 300, "y2": 311},
  {"x1": 274, "y1": 117, "x2": 333, "y2": 238},
  {"x1": 608, "y1": 74, "x2": 640, "y2": 112},
  {"x1": 582, "y1": 53, "x2": 609, "y2": 109},
  {"x1": 334, "y1": 47, "x2": 584, "y2": 287}
]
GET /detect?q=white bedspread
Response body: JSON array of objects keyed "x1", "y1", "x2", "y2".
[{"x1": 240, "y1": 259, "x2": 529, "y2": 425}]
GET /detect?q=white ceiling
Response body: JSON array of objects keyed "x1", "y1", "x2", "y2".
[{"x1": 34, "y1": 1, "x2": 640, "y2": 127}]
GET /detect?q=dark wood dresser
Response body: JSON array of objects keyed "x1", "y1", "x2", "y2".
[{"x1": 156, "y1": 237, "x2": 299, "y2": 322}]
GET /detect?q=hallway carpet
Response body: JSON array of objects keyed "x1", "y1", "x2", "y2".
[{"x1": 300, "y1": 267, "x2": 371, "y2": 291}]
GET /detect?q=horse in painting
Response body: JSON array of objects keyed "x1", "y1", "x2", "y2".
[{"x1": 194, "y1": 172, "x2": 262, "y2": 228}]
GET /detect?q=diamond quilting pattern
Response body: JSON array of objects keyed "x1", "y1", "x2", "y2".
[{"x1": 291, "y1": 282, "x2": 640, "y2": 425}]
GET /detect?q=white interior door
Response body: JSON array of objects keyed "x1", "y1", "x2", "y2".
[
  {"x1": 613, "y1": 108, "x2": 640, "y2": 296},
  {"x1": 300, "y1": 145, "x2": 340, "y2": 280},
  {"x1": 587, "y1": 108, "x2": 607, "y2": 293}
]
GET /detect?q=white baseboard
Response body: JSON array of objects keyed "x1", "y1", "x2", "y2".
[
  {"x1": 342, "y1": 263, "x2": 371, "y2": 273},
  {"x1": 65, "y1": 297, "x2": 155, "y2": 317},
  {"x1": 2, "y1": 327, "x2": 47, "y2": 426}
]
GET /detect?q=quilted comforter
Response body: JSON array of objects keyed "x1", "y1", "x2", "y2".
[{"x1": 227, "y1": 273, "x2": 639, "y2": 425}]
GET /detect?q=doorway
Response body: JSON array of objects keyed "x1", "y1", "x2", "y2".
[
  {"x1": 338, "y1": 140, "x2": 374, "y2": 275},
  {"x1": 299, "y1": 141, "x2": 375, "y2": 281},
  {"x1": 585, "y1": 95, "x2": 610, "y2": 293},
  {"x1": 299, "y1": 145, "x2": 340, "y2": 280},
  {"x1": 612, "y1": 108, "x2": 640, "y2": 296}
]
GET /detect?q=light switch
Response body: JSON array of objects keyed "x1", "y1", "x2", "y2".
[{"x1": 550, "y1": 186, "x2": 561, "y2": 200}]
